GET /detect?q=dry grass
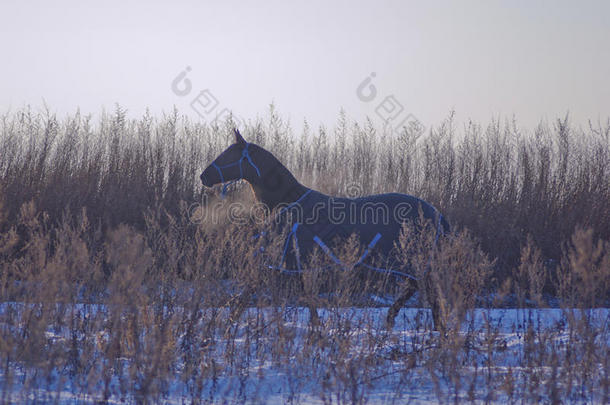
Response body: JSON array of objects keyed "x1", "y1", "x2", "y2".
[{"x1": 0, "y1": 106, "x2": 608, "y2": 402}]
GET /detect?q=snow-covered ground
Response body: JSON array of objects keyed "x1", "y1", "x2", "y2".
[{"x1": 0, "y1": 303, "x2": 608, "y2": 404}]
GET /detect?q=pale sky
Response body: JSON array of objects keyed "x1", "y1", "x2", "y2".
[{"x1": 1, "y1": 0, "x2": 608, "y2": 132}]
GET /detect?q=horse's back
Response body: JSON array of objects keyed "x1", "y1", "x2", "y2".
[{"x1": 346, "y1": 192, "x2": 443, "y2": 249}]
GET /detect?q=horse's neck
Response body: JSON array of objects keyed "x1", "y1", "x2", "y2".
[{"x1": 249, "y1": 163, "x2": 309, "y2": 211}]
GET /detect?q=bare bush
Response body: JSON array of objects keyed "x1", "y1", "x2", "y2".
[{"x1": 0, "y1": 108, "x2": 608, "y2": 402}]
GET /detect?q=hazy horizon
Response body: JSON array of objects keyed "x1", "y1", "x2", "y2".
[{"x1": 1, "y1": 0, "x2": 609, "y2": 133}]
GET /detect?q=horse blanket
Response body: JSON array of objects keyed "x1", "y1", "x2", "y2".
[{"x1": 260, "y1": 188, "x2": 449, "y2": 278}]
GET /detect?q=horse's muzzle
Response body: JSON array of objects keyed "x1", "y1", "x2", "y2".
[{"x1": 200, "y1": 172, "x2": 212, "y2": 187}]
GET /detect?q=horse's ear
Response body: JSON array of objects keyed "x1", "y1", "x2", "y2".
[{"x1": 234, "y1": 129, "x2": 246, "y2": 145}]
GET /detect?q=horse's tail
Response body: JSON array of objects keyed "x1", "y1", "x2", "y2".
[
  {"x1": 430, "y1": 211, "x2": 451, "y2": 332},
  {"x1": 433, "y1": 212, "x2": 451, "y2": 245},
  {"x1": 440, "y1": 214, "x2": 451, "y2": 235}
]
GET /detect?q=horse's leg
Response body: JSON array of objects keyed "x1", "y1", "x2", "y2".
[
  {"x1": 299, "y1": 274, "x2": 320, "y2": 326},
  {"x1": 430, "y1": 297, "x2": 444, "y2": 333},
  {"x1": 308, "y1": 303, "x2": 320, "y2": 325},
  {"x1": 301, "y1": 280, "x2": 320, "y2": 326},
  {"x1": 424, "y1": 274, "x2": 445, "y2": 333},
  {"x1": 386, "y1": 278, "x2": 418, "y2": 328}
]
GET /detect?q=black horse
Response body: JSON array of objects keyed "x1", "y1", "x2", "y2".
[{"x1": 200, "y1": 129, "x2": 450, "y2": 329}]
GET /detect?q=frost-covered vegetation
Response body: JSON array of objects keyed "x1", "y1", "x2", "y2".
[{"x1": 0, "y1": 106, "x2": 608, "y2": 403}]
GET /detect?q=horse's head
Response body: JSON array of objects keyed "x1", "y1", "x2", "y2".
[{"x1": 200, "y1": 129, "x2": 262, "y2": 188}]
